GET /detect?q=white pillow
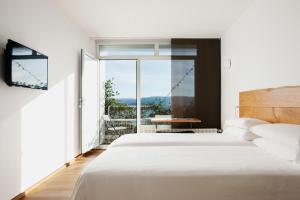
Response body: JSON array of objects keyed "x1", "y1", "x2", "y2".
[
  {"x1": 254, "y1": 138, "x2": 299, "y2": 161},
  {"x1": 223, "y1": 126, "x2": 258, "y2": 141},
  {"x1": 224, "y1": 118, "x2": 269, "y2": 130},
  {"x1": 251, "y1": 124, "x2": 300, "y2": 148}
]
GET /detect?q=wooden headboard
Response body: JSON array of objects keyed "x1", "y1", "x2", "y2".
[{"x1": 239, "y1": 86, "x2": 300, "y2": 125}]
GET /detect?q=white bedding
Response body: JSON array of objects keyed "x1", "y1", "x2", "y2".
[
  {"x1": 72, "y1": 146, "x2": 300, "y2": 200},
  {"x1": 109, "y1": 133, "x2": 253, "y2": 148}
]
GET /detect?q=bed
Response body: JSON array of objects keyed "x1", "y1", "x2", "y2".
[
  {"x1": 109, "y1": 133, "x2": 253, "y2": 148},
  {"x1": 72, "y1": 86, "x2": 300, "y2": 200},
  {"x1": 72, "y1": 146, "x2": 300, "y2": 200}
]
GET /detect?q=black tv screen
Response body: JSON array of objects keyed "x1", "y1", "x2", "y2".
[{"x1": 5, "y1": 39, "x2": 48, "y2": 90}]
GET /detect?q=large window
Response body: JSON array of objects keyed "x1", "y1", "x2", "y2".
[{"x1": 99, "y1": 40, "x2": 196, "y2": 143}]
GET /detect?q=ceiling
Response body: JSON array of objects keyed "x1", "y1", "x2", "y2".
[{"x1": 54, "y1": 0, "x2": 254, "y2": 38}]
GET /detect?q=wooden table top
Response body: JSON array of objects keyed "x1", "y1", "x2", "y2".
[{"x1": 150, "y1": 118, "x2": 202, "y2": 123}]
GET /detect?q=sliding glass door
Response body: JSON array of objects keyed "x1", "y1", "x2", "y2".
[
  {"x1": 100, "y1": 60, "x2": 137, "y2": 144},
  {"x1": 98, "y1": 41, "x2": 198, "y2": 143}
]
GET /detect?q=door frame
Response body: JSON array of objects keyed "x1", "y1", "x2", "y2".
[{"x1": 99, "y1": 59, "x2": 140, "y2": 133}]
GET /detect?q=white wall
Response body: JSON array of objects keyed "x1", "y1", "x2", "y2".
[
  {"x1": 0, "y1": 0, "x2": 94, "y2": 199},
  {"x1": 221, "y1": 0, "x2": 300, "y2": 125}
]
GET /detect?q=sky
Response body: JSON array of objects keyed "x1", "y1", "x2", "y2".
[
  {"x1": 102, "y1": 59, "x2": 194, "y2": 99},
  {"x1": 103, "y1": 60, "x2": 171, "y2": 98}
]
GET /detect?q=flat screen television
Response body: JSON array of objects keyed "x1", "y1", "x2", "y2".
[{"x1": 5, "y1": 39, "x2": 48, "y2": 90}]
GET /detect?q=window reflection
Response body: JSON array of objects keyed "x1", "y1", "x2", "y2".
[
  {"x1": 171, "y1": 60, "x2": 195, "y2": 120},
  {"x1": 171, "y1": 44, "x2": 197, "y2": 56},
  {"x1": 12, "y1": 47, "x2": 33, "y2": 55}
]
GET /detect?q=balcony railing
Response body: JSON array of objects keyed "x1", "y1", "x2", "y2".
[{"x1": 103, "y1": 105, "x2": 217, "y2": 144}]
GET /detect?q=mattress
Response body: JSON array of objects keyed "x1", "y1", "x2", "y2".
[
  {"x1": 71, "y1": 146, "x2": 300, "y2": 200},
  {"x1": 109, "y1": 133, "x2": 253, "y2": 148}
]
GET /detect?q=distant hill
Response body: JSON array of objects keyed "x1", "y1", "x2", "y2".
[
  {"x1": 116, "y1": 96, "x2": 194, "y2": 117},
  {"x1": 118, "y1": 96, "x2": 171, "y2": 107},
  {"x1": 118, "y1": 96, "x2": 194, "y2": 109}
]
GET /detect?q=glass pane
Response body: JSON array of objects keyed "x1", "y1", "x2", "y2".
[
  {"x1": 171, "y1": 44, "x2": 197, "y2": 56},
  {"x1": 140, "y1": 60, "x2": 172, "y2": 133},
  {"x1": 12, "y1": 47, "x2": 33, "y2": 55},
  {"x1": 171, "y1": 60, "x2": 195, "y2": 120},
  {"x1": 101, "y1": 60, "x2": 137, "y2": 144},
  {"x1": 159, "y1": 44, "x2": 171, "y2": 56},
  {"x1": 99, "y1": 44, "x2": 155, "y2": 56}
]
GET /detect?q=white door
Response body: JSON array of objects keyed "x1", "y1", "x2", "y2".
[{"x1": 80, "y1": 49, "x2": 100, "y2": 153}]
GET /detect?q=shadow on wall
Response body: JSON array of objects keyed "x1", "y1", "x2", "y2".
[
  {"x1": 0, "y1": 45, "x2": 23, "y2": 198},
  {"x1": 0, "y1": 44, "x2": 82, "y2": 197},
  {"x1": 0, "y1": 45, "x2": 45, "y2": 123}
]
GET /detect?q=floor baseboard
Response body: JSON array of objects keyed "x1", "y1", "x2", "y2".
[{"x1": 11, "y1": 192, "x2": 25, "y2": 200}]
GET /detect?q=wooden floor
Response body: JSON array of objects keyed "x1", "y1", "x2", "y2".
[{"x1": 20, "y1": 150, "x2": 103, "y2": 200}]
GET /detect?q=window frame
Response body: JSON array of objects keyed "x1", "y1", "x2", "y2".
[{"x1": 97, "y1": 40, "x2": 173, "y2": 133}]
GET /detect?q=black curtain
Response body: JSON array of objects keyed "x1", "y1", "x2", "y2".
[{"x1": 171, "y1": 39, "x2": 221, "y2": 129}]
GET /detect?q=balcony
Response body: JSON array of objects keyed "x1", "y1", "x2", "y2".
[{"x1": 103, "y1": 106, "x2": 217, "y2": 144}]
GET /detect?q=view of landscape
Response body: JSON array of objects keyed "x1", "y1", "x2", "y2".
[
  {"x1": 101, "y1": 59, "x2": 195, "y2": 144},
  {"x1": 119, "y1": 96, "x2": 171, "y2": 116}
]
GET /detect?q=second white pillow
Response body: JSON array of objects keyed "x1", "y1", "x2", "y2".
[
  {"x1": 224, "y1": 118, "x2": 270, "y2": 130},
  {"x1": 251, "y1": 123, "x2": 300, "y2": 148}
]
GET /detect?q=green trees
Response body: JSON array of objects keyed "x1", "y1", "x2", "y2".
[
  {"x1": 141, "y1": 100, "x2": 171, "y2": 118},
  {"x1": 105, "y1": 79, "x2": 136, "y2": 119},
  {"x1": 104, "y1": 78, "x2": 120, "y2": 115}
]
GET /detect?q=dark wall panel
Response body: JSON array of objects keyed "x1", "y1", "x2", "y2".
[{"x1": 171, "y1": 39, "x2": 221, "y2": 129}]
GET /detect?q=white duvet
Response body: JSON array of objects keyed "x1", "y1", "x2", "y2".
[
  {"x1": 71, "y1": 146, "x2": 300, "y2": 200},
  {"x1": 109, "y1": 133, "x2": 253, "y2": 148}
]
